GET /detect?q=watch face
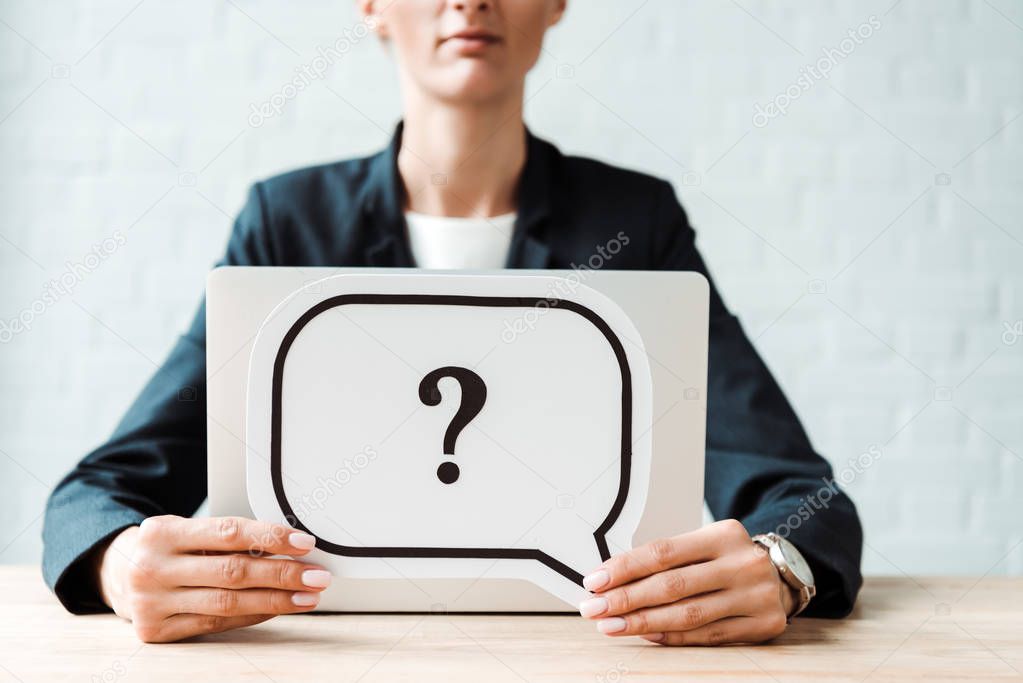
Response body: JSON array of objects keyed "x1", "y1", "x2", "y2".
[{"x1": 777, "y1": 537, "x2": 814, "y2": 587}]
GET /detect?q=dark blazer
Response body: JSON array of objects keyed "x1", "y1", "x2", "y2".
[{"x1": 43, "y1": 124, "x2": 863, "y2": 616}]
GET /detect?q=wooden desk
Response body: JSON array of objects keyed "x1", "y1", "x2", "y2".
[{"x1": 1, "y1": 567, "x2": 1020, "y2": 682}]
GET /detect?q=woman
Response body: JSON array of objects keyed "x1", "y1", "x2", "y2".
[{"x1": 43, "y1": 0, "x2": 862, "y2": 645}]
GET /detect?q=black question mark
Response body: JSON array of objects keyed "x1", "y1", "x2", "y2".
[{"x1": 418, "y1": 366, "x2": 487, "y2": 484}]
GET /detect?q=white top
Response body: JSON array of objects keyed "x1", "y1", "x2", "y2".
[{"x1": 405, "y1": 211, "x2": 516, "y2": 270}]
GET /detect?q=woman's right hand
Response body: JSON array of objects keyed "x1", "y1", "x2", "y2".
[{"x1": 94, "y1": 515, "x2": 332, "y2": 643}]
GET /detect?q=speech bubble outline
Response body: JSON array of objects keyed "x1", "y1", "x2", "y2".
[{"x1": 270, "y1": 294, "x2": 634, "y2": 587}]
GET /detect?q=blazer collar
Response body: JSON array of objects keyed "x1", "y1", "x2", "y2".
[
  {"x1": 360, "y1": 123, "x2": 415, "y2": 267},
  {"x1": 360, "y1": 121, "x2": 553, "y2": 269}
]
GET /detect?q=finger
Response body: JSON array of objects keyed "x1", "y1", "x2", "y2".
[
  {"x1": 174, "y1": 587, "x2": 322, "y2": 616},
  {"x1": 644, "y1": 615, "x2": 786, "y2": 646},
  {"x1": 141, "y1": 516, "x2": 317, "y2": 556},
  {"x1": 136, "y1": 614, "x2": 274, "y2": 643},
  {"x1": 580, "y1": 561, "x2": 726, "y2": 619},
  {"x1": 594, "y1": 589, "x2": 741, "y2": 637},
  {"x1": 585, "y1": 522, "x2": 742, "y2": 592},
  {"x1": 172, "y1": 555, "x2": 332, "y2": 592}
]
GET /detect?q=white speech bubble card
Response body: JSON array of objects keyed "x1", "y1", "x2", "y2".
[{"x1": 246, "y1": 273, "x2": 653, "y2": 606}]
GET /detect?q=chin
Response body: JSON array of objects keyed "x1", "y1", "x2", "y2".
[{"x1": 430, "y1": 61, "x2": 517, "y2": 104}]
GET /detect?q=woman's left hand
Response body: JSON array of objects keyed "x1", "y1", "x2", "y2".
[{"x1": 578, "y1": 519, "x2": 796, "y2": 646}]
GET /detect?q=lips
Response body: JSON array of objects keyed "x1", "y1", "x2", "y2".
[{"x1": 442, "y1": 28, "x2": 501, "y2": 46}]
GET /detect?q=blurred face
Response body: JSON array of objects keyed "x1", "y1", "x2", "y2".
[{"x1": 363, "y1": 0, "x2": 566, "y2": 104}]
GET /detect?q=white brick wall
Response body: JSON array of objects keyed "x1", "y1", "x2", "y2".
[{"x1": 1, "y1": 0, "x2": 1021, "y2": 579}]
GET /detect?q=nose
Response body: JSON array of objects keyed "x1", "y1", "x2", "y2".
[{"x1": 450, "y1": 1, "x2": 490, "y2": 14}]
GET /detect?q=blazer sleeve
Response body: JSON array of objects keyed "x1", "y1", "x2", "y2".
[
  {"x1": 650, "y1": 180, "x2": 863, "y2": 617},
  {"x1": 41, "y1": 184, "x2": 275, "y2": 614}
]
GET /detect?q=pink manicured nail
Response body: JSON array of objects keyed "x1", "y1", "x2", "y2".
[
  {"x1": 642, "y1": 632, "x2": 665, "y2": 643},
  {"x1": 597, "y1": 617, "x2": 627, "y2": 634},
  {"x1": 291, "y1": 592, "x2": 320, "y2": 607},
  {"x1": 582, "y1": 569, "x2": 609, "y2": 591},
  {"x1": 289, "y1": 532, "x2": 316, "y2": 550},
  {"x1": 301, "y1": 569, "x2": 332, "y2": 588},
  {"x1": 578, "y1": 597, "x2": 608, "y2": 618}
]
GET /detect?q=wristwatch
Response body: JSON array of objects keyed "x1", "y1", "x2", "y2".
[{"x1": 751, "y1": 532, "x2": 816, "y2": 619}]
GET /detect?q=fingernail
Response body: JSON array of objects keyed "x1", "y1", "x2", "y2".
[
  {"x1": 289, "y1": 532, "x2": 316, "y2": 550},
  {"x1": 582, "y1": 569, "x2": 609, "y2": 591},
  {"x1": 291, "y1": 592, "x2": 320, "y2": 607},
  {"x1": 578, "y1": 597, "x2": 608, "y2": 618},
  {"x1": 642, "y1": 632, "x2": 665, "y2": 643},
  {"x1": 597, "y1": 617, "x2": 627, "y2": 634},
  {"x1": 301, "y1": 569, "x2": 332, "y2": 588}
]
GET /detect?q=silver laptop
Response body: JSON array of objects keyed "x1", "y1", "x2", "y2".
[{"x1": 206, "y1": 266, "x2": 708, "y2": 612}]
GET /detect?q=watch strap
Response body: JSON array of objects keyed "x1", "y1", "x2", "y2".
[{"x1": 752, "y1": 534, "x2": 813, "y2": 620}]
